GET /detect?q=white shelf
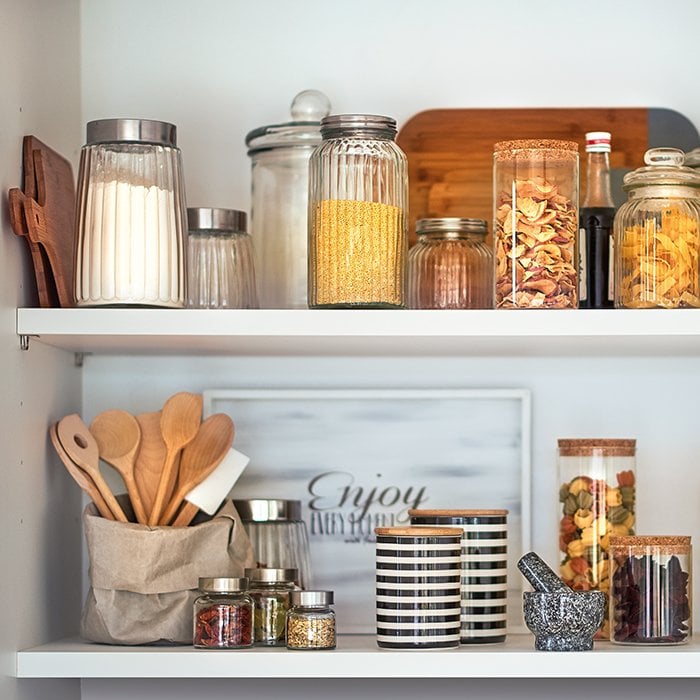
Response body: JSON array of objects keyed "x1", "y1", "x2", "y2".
[
  {"x1": 16, "y1": 307, "x2": 700, "y2": 357},
  {"x1": 15, "y1": 634, "x2": 700, "y2": 679}
]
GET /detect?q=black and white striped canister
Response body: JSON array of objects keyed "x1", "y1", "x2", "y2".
[
  {"x1": 409, "y1": 509, "x2": 509, "y2": 644},
  {"x1": 374, "y1": 526, "x2": 462, "y2": 649}
]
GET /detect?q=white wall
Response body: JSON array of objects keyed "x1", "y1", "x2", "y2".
[
  {"x1": 1, "y1": 1, "x2": 83, "y2": 700},
  {"x1": 76, "y1": 1, "x2": 700, "y2": 698}
]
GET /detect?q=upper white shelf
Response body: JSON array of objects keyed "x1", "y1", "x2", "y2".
[
  {"x1": 16, "y1": 635, "x2": 700, "y2": 679},
  {"x1": 16, "y1": 307, "x2": 700, "y2": 357}
]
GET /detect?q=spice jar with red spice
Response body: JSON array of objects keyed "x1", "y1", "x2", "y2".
[
  {"x1": 557, "y1": 438, "x2": 636, "y2": 639},
  {"x1": 193, "y1": 577, "x2": 254, "y2": 649}
]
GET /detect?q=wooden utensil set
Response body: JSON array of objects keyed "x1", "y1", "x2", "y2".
[{"x1": 49, "y1": 392, "x2": 235, "y2": 527}]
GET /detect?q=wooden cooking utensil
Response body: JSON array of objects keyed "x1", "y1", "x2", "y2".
[
  {"x1": 49, "y1": 423, "x2": 114, "y2": 520},
  {"x1": 56, "y1": 414, "x2": 128, "y2": 523},
  {"x1": 161, "y1": 413, "x2": 234, "y2": 525},
  {"x1": 133, "y1": 411, "x2": 167, "y2": 520},
  {"x1": 148, "y1": 392, "x2": 203, "y2": 526},
  {"x1": 90, "y1": 409, "x2": 147, "y2": 524}
]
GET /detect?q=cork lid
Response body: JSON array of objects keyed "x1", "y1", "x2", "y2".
[
  {"x1": 558, "y1": 438, "x2": 636, "y2": 457},
  {"x1": 408, "y1": 509, "x2": 508, "y2": 517},
  {"x1": 609, "y1": 535, "x2": 691, "y2": 554},
  {"x1": 374, "y1": 527, "x2": 463, "y2": 537},
  {"x1": 494, "y1": 139, "x2": 578, "y2": 161}
]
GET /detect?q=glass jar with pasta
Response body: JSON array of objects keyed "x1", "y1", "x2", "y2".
[{"x1": 614, "y1": 148, "x2": 700, "y2": 308}]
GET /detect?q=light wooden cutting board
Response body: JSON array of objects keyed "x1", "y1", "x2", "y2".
[{"x1": 396, "y1": 107, "x2": 700, "y2": 245}]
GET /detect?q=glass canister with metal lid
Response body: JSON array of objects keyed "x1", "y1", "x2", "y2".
[
  {"x1": 408, "y1": 217, "x2": 493, "y2": 309},
  {"x1": 74, "y1": 118, "x2": 187, "y2": 307},
  {"x1": 614, "y1": 148, "x2": 700, "y2": 308},
  {"x1": 246, "y1": 567, "x2": 299, "y2": 646},
  {"x1": 233, "y1": 498, "x2": 313, "y2": 589},
  {"x1": 246, "y1": 90, "x2": 331, "y2": 309},
  {"x1": 308, "y1": 114, "x2": 408, "y2": 309},
  {"x1": 186, "y1": 207, "x2": 258, "y2": 309}
]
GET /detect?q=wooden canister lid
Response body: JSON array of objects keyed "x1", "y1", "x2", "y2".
[
  {"x1": 374, "y1": 527, "x2": 463, "y2": 537},
  {"x1": 408, "y1": 509, "x2": 508, "y2": 517}
]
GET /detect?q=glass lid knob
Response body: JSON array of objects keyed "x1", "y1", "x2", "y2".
[
  {"x1": 290, "y1": 89, "x2": 331, "y2": 122},
  {"x1": 644, "y1": 147, "x2": 685, "y2": 166}
]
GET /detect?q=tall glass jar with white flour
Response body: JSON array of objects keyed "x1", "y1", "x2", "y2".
[{"x1": 74, "y1": 118, "x2": 187, "y2": 307}]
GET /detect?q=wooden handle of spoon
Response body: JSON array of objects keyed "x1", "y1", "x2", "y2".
[
  {"x1": 148, "y1": 449, "x2": 179, "y2": 526},
  {"x1": 171, "y1": 501, "x2": 198, "y2": 528}
]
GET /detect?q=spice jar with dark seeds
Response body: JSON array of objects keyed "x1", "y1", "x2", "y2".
[
  {"x1": 193, "y1": 577, "x2": 253, "y2": 649},
  {"x1": 246, "y1": 567, "x2": 298, "y2": 646},
  {"x1": 609, "y1": 535, "x2": 692, "y2": 645},
  {"x1": 286, "y1": 590, "x2": 336, "y2": 650}
]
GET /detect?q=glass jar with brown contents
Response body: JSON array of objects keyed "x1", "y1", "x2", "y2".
[
  {"x1": 493, "y1": 139, "x2": 579, "y2": 309},
  {"x1": 308, "y1": 114, "x2": 408, "y2": 309},
  {"x1": 614, "y1": 148, "x2": 700, "y2": 308}
]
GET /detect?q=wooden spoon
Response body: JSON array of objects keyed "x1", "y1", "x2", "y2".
[
  {"x1": 90, "y1": 409, "x2": 147, "y2": 524},
  {"x1": 148, "y1": 392, "x2": 203, "y2": 526},
  {"x1": 56, "y1": 414, "x2": 129, "y2": 523},
  {"x1": 133, "y1": 411, "x2": 167, "y2": 520},
  {"x1": 49, "y1": 423, "x2": 115, "y2": 520},
  {"x1": 161, "y1": 413, "x2": 234, "y2": 525}
]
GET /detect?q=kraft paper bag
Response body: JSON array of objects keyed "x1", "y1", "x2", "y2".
[{"x1": 81, "y1": 499, "x2": 255, "y2": 645}]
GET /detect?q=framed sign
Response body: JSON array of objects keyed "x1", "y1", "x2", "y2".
[{"x1": 204, "y1": 388, "x2": 531, "y2": 634}]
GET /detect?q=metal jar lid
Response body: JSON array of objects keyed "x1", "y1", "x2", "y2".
[
  {"x1": 245, "y1": 567, "x2": 298, "y2": 583},
  {"x1": 246, "y1": 90, "x2": 331, "y2": 154},
  {"x1": 198, "y1": 576, "x2": 249, "y2": 593},
  {"x1": 289, "y1": 590, "x2": 334, "y2": 607},
  {"x1": 233, "y1": 499, "x2": 302, "y2": 522},
  {"x1": 416, "y1": 217, "x2": 488, "y2": 237},
  {"x1": 187, "y1": 207, "x2": 247, "y2": 234},
  {"x1": 86, "y1": 118, "x2": 177, "y2": 147}
]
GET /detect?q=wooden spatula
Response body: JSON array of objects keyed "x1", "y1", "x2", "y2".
[
  {"x1": 90, "y1": 409, "x2": 147, "y2": 524},
  {"x1": 56, "y1": 414, "x2": 128, "y2": 523},
  {"x1": 49, "y1": 423, "x2": 114, "y2": 520},
  {"x1": 133, "y1": 411, "x2": 167, "y2": 520},
  {"x1": 148, "y1": 392, "x2": 203, "y2": 526},
  {"x1": 161, "y1": 413, "x2": 234, "y2": 525}
]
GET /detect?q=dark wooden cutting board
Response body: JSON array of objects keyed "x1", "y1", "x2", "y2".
[{"x1": 397, "y1": 107, "x2": 700, "y2": 245}]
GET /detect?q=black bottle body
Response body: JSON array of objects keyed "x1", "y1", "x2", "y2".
[{"x1": 580, "y1": 206, "x2": 615, "y2": 309}]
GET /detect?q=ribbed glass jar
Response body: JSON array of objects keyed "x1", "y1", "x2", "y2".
[
  {"x1": 186, "y1": 207, "x2": 258, "y2": 309},
  {"x1": 408, "y1": 218, "x2": 493, "y2": 309},
  {"x1": 308, "y1": 114, "x2": 408, "y2": 308},
  {"x1": 74, "y1": 118, "x2": 186, "y2": 307},
  {"x1": 493, "y1": 139, "x2": 579, "y2": 309},
  {"x1": 614, "y1": 148, "x2": 700, "y2": 308}
]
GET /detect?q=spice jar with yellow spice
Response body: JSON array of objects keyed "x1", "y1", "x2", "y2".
[
  {"x1": 614, "y1": 148, "x2": 700, "y2": 308},
  {"x1": 308, "y1": 114, "x2": 408, "y2": 308}
]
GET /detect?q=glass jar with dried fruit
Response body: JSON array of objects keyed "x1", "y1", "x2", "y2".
[
  {"x1": 493, "y1": 139, "x2": 579, "y2": 309},
  {"x1": 614, "y1": 148, "x2": 700, "y2": 308},
  {"x1": 609, "y1": 535, "x2": 692, "y2": 645},
  {"x1": 558, "y1": 439, "x2": 636, "y2": 640}
]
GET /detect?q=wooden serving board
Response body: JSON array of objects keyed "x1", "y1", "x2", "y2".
[{"x1": 397, "y1": 107, "x2": 700, "y2": 245}]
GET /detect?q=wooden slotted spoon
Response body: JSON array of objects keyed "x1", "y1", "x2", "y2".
[
  {"x1": 56, "y1": 414, "x2": 128, "y2": 522},
  {"x1": 90, "y1": 409, "x2": 147, "y2": 524},
  {"x1": 148, "y1": 392, "x2": 203, "y2": 526},
  {"x1": 161, "y1": 413, "x2": 234, "y2": 525},
  {"x1": 49, "y1": 423, "x2": 115, "y2": 520}
]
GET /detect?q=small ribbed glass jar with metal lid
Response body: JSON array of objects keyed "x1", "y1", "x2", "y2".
[
  {"x1": 308, "y1": 114, "x2": 408, "y2": 308},
  {"x1": 193, "y1": 577, "x2": 253, "y2": 649},
  {"x1": 233, "y1": 499, "x2": 313, "y2": 588},
  {"x1": 246, "y1": 567, "x2": 299, "y2": 646},
  {"x1": 408, "y1": 218, "x2": 493, "y2": 309},
  {"x1": 286, "y1": 590, "x2": 336, "y2": 650},
  {"x1": 186, "y1": 207, "x2": 258, "y2": 309},
  {"x1": 614, "y1": 148, "x2": 700, "y2": 308},
  {"x1": 74, "y1": 118, "x2": 186, "y2": 307}
]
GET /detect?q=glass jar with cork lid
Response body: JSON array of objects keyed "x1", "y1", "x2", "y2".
[{"x1": 308, "y1": 114, "x2": 408, "y2": 308}]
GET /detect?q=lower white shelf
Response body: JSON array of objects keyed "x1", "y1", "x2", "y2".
[{"x1": 16, "y1": 634, "x2": 700, "y2": 679}]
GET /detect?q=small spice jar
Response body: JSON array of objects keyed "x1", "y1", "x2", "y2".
[
  {"x1": 246, "y1": 567, "x2": 298, "y2": 646},
  {"x1": 193, "y1": 577, "x2": 253, "y2": 649},
  {"x1": 286, "y1": 590, "x2": 336, "y2": 650},
  {"x1": 408, "y1": 218, "x2": 493, "y2": 309},
  {"x1": 558, "y1": 438, "x2": 636, "y2": 639},
  {"x1": 186, "y1": 207, "x2": 258, "y2": 309},
  {"x1": 609, "y1": 535, "x2": 692, "y2": 645},
  {"x1": 308, "y1": 114, "x2": 408, "y2": 308},
  {"x1": 614, "y1": 148, "x2": 700, "y2": 308},
  {"x1": 493, "y1": 139, "x2": 579, "y2": 308}
]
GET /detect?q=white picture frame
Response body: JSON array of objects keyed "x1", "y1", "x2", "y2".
[{"x1": 204, "y1": 388, "x2": 531, "y2": 634}]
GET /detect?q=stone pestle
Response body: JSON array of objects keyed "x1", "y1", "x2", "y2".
[{"x1": 517, "y1": 551, "x2": 570, "y2": 593}]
